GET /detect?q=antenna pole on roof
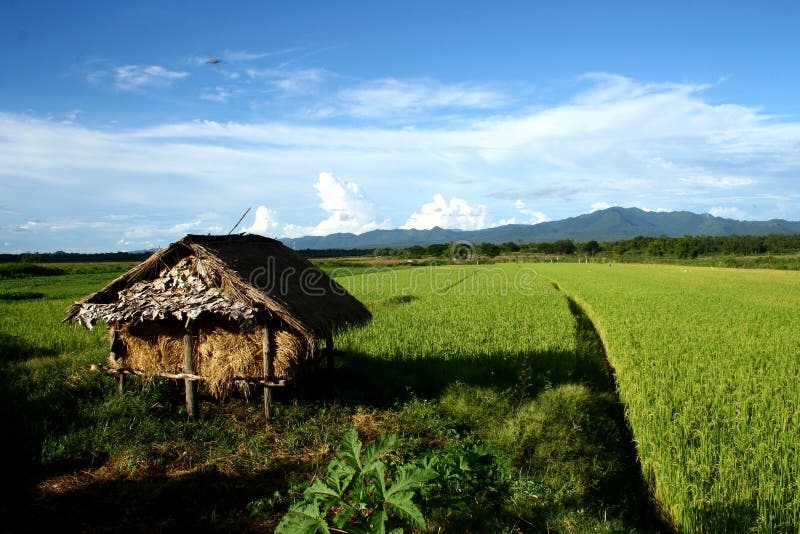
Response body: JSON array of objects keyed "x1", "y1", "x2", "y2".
[{"x1": 227, "y1": 207, "x2": 251, "y2": 235}]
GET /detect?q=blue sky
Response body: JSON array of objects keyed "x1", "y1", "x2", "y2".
[{"x1": 2, "y1": 0, "x2": 799, "y2": 252}]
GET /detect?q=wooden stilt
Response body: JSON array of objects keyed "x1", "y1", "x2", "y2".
[
  {"x1": 117, "y1": 368, "x2": 125, "y2": 395},
  {"x1": 263, "y1": 323, "x2": 275, "y2": 423},
  {"x1": 183, "y1": 319, "x2": 197, "y2": 419}
]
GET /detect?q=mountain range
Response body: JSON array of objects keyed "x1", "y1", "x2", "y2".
[{"x1": 280, "y1": 207, "x2": 800, "y2": 250}]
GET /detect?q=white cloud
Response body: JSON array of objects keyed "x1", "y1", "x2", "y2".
[
  {"x1": 709, "y1": 206, "x2": 751, "y2": 219},
  {"x1": 223, "y1": 50, "x2": 273, "y2": 63},
  {"x1": 16, "y1": 219, "x2": 112, "y2": 232},
  {"x1": 513, "y1": 199, "x2": 551, "y2": 224},
  {"x1": 63, "y1": 109, "x2": 82, "y2": 122},
  {"x1": 575, "y1": 73, "x2": 712, "y2": 106},
  {"x1": 336, "y1": 78, "x2": 509, "y2": 118},
  {"x1": 200, "y1": 86, "x2": 233, "y2": 102},
  {"x1": 18, "y1": 221, "x2": 43, "y2": 230},
  {"x1": 289, "y1": 172, "x2": 389, "y2": 236},
  {"x1": 590, "y1": 202, "x2": 613, "y2": 212},
  {"x1": 247, "y1": 173, "x2": 389, "y2": 238},
  {"x1": 402, "y1": 195, "x2": 489, "y2": 230},
  {"x1": 245, "y1": 67, "x2": 327, "y2": 93},
  {"x1": 167, "y1": 213, "x2": 220, "y2": 235},
  {"x1": 112, "y1": 65, "x2": 189, "y2": 90},
  {"x1": 243, "y1": 205, "x2": 281, "y2": 235},
  {"x1": 681, "y1": 175, "x2": 757, "y2": 188}
]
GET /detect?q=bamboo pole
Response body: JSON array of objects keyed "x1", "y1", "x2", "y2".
[
  {"x1": 263, "y1": 323, "x2": 275, "y2": 422},
  {"x1": 184, "y1": 319, "x2": 197, "y2": 419}
]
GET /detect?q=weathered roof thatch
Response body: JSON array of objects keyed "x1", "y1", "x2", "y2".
[{"x1": 65, "y1": 234, "x2": 371, "y2": 340}]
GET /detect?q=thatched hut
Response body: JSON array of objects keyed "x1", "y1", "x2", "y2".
[{"x1": 66, "y1": 234, "x2": 371, "y2": 416}]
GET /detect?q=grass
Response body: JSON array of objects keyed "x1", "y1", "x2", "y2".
[
  {"x1": 536, "y1": 263, "x2": 800, "y2": 532},
  {"x1": 2, "y1": 263, "x2": 659, "y2": 532}
]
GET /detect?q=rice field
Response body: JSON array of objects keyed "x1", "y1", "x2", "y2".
[
  {"x1": 3, "y1": 261, "x2": 798, "y2": 531},
  {"x1": 535, "y1": 263, "x2": 800, "y2": 531}
]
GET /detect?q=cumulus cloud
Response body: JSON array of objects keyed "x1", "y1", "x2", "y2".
[
  {"x1": 287, "y1": 172, "x2": 389, "y2": 236},
  {"x1": 243, "y1": 205, "x2": 281, "y2": 235},
  {"x1": 402, "y1": 195, "x2": 489, "y2": 230},
  {"x1": 246, "y1": 173, "x2": 389, "y2": 238}
]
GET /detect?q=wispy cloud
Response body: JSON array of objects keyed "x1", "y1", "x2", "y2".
[
  {"x1": 200, "y1": 86, "x2": 234, "y2": 102},
  {"x1": 186, "y1": 48, "x2": 303, "y2": 66},
  {"x1": 574, "y1": 72, "x2": 713, "y2": 105},
  {"x1": 89, "y1": 64, "x2": 189, "y2": 91},
  {"x1": 681, "y1": 175, "x2": 757, "y2": 188},
  {"x1": 488, "y1": 185, "x2": 582, "y2": 201},
  {"x1": 244, "y1": 67, "x2": 328, "y2": 94},
  {"x1": 335, "y1": 78, "x2": 509, "y2": 119}
]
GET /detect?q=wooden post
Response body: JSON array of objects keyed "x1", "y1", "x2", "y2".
[
  {"x1": 183, "y1": 319, "x2": 197, "y2": 419},
  {"x1": 263, "y1": 323, "x2": 275, "y2": 422},
  {"x1": 326, "y1": 333, "x2": 335, "y2": 371}
]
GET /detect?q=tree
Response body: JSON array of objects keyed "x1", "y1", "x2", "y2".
[
  {"x1": 553, "y1": 239, "x2": 576, "y2": 255},
  {"x1": 425, "y1": 243, "x2": 449, "y2": 257},
  {"x1": 406, "y1": 245, "x2": 425, "y2": 258},
  {"x1": 478, "y1": 242, "x2": 501, "y2": 258},
  {"x1": 581, "y1": 240, "x2": 601, "y2": 256}
]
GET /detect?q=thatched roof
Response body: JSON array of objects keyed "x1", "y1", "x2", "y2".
[{"x1": 66, "y1": 234, "x2": 371, "y2": 340}]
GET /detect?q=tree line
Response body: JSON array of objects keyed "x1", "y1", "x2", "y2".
[
  {"x1": 2, "y1": 234, "x2": 798, "y2": 264},
  {"x1": 368, "y1": 233, "x2": 800, "y2": 260}
]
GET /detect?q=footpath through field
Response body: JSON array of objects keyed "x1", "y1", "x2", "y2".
[{"x1": 536, "y1": 263, "x2": 800, "y2": 532}]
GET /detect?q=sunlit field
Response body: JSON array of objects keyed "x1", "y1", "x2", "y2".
[{"x1": 536, "y1": 263, "x2": 800, "y2": 531}]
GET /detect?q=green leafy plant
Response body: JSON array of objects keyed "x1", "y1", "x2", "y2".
[
  {"x1": 276, "y1": 428, "x2": 435, "y2": 534},
  {"x1": 417, "y1": 440, "x2": 508, "y2": 529}
]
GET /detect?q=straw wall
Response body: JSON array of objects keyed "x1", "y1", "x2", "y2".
[{"x1": 112, "y1": 319, "x2": 308, "y2": 397}]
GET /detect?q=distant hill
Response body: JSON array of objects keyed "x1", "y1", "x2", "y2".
[{"x1": 280, "y1": 207, "x2": 800, "y2": 250}]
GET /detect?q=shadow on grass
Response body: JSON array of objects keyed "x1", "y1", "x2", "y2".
[
  {"x1": 2, "y1": 356, "x2": 110, "y2": 522},
  {"x1": 0, "y1": 332, "x2": 58, "y2": 362},
  {"x1": 15, "y1": 461, "x2": 303, "y2": 533}
]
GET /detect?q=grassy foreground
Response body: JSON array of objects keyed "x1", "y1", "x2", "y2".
[
  {"x1": 3, "y1": 264, "x2": 656, "y2": 532},
  {"x1": 537, "y1": 263, "x2": 800, "y2": 532}
]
